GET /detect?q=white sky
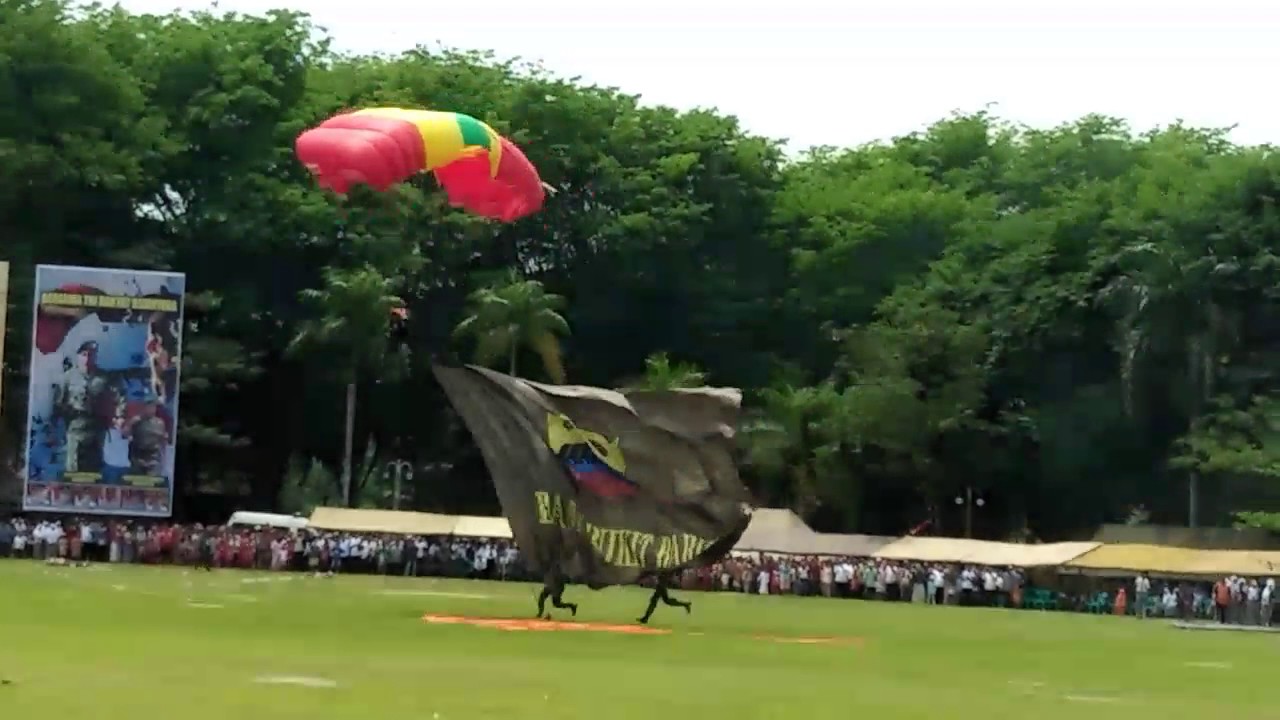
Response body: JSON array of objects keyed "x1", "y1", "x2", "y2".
[{"x1": 113, "y1": 0, "x2": 1278, "y2": 152}]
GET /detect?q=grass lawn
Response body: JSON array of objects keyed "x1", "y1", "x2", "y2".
[{"x1": 0, "y1": 559, "x2": 1275, "y2": 719}]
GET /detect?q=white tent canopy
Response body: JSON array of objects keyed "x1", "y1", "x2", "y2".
[
  {"x1": 732, "y1": 508, "x2": 821, "y2": 554},
  {"x1": 809, "y1": 533, "x2": 897, "y2": 557},
  {"x1": 873, "y1": 537, "x2": 1100, "y2": 567},
  {"x1": 732, "y1": 509, "x2": 898, "y2": 557},
  {"x1": 450, "y1": 515, "x2": 514, "y2": 539},
  {"x1": 226, "y1": 511, "x2": 309, "y2": 530},
  {"x1": 306, "y1": 507, "x2": 512, "y2": 538}
]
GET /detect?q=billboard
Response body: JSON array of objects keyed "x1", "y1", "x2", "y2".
[{"x1": 24, "y1": 265, "x2": 185, "y2": 517}]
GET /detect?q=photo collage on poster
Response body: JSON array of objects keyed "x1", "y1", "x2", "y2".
[{"x1": 24, "y1": 265, "x2": 185, "y2": 517}]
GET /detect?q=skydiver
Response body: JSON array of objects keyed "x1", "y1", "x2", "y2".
[
  {"x1": 536, "y1": 573, "x2": 578, "y2": 619},
  {"x1": 637, "y1": 571, "x2": 691, "y2": 624}
]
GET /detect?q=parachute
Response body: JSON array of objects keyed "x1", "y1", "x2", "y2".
[
  {"x1": 433, "y1": 365, "x2": 752, "y2": 589},
  {"x1": 295, "y1": 108, "x2": 546, "y2": 222}
]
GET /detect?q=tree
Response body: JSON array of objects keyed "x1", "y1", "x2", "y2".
[
  {"x1": 828, "y1": 302, "x2": 993, "y2": 531},
  {"x1": 8, "y1": 1, "x2": 1280, "y2": 532},
  {"x1": 1173, "y1": 395, "x2": 1280, "y2": 480},
  {"x1": 288, "y1": 266, "x2": 404, "y2": 506},
  {"x1": 1093, "y1": 137, "x2": 1277, "y2": 526},
  {"x1": 453, "y1": 270, "x2": 570, "y2": 382},
  {"x1": 739, "y1": 383, "x2": 843, "y2": 518},
  {"x1": 626, "y1": 352, "x2": 707, "y2": 391},
  {"x1": 1233, "y1": 511, "x2": 1280, "y2": 532}
]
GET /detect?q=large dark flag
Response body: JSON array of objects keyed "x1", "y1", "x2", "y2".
[{"x1": 434, "y1": 365, "x2": 752, "y2": 588}]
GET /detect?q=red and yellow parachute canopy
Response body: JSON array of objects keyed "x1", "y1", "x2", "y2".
[{"x1": 295, "y1": 108, "x2": 546, "y2": 222}]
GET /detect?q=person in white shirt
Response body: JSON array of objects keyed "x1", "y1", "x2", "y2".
[
  {"x1": 959, "y1": 567, "x2": 976, "y2": 606},
  {"x1": 40, "y1": 522, "x2": 65, "y2": 560},
  {"x1": 499, "y1": 545, "x2": 519, "y2": 580},
  {"x1": 1229, "y1": 576, "x2": 1246, "y2": 623},
  {"x1": 1133, "y1": 574, "x2": 1152, "y2": 619},
  {"x1": 756, "y1": 567, "x2": 770, "y2": 595},
  {"x1": 1245, "y1": 580, "x2": 1261, "y2": 625},
  {"x1": 832, "y1": 562, "x2": 849, "y2": 598},
  {"x1": 982, "y1": 570, "x2": 998, "y2": 606},
  {"x1": 928, "y1": 568, "x2": 945, "y2": 605},
  {"x1": 472, "y1": 547, "x2": 489, "y2": 578},
  {"x1": 838, "y1": 561, "x2": 854, "y2": 596},
  {"x1": 819, "y1": 563, "x2": 834, "y2": 597},
  {"x1": 1261, "y1": 579, "x2": 1275, "y2": 627},
  {"x1": 882, "y1": 564, "x2": 898, "y2": 600}
]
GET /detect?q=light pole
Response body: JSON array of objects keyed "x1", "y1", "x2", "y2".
[
  {"x1": 385, "y1": 459, "x2": 413, "y2": 511},
  {"x1": 955, "y1": 487, "x2": 986, "y2": 539},
  {"x1": 340, "y1": 381, "x2": 356, "y2": 506}
]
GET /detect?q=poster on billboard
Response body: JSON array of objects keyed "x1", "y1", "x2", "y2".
[{"x1": 24, "y1": 265, "x2": 185, "y2": 517}]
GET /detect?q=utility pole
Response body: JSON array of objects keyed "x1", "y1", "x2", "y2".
[
  {"x1": 340, "y1": 381, "x2": 356, "y2": 506},
  {"x1": 385, "y1": 459, "x2": 413, "y2": 511},
  {"x1": 955, "y1": 487, "x2": 986, "y2": 539}
]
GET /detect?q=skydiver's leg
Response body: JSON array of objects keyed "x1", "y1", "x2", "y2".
[
  {"x1": 537, "y1": 585, "x2": 552, "y2": 618},
  {"x1": 637, "y1": 588, "x2": 662, "y2": 624},
  {"x1": 638, "y1": 581, "x2": 689, "y2": 623},
  {"x1": 549, "y1": 587, "x2": 577, "y2": 617},
  {"x1": 538, "y1": 581, "x2": 577, "y2": 618},
  {"x1": 661, "y1": 584, "x2": 692, "y2": 614}
]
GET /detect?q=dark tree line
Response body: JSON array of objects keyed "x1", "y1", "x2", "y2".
[{"x1": 3, "y1": 0, "x2": 1279, "y2": 536}]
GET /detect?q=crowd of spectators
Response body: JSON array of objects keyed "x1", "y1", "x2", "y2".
[
  {"x1": 0, "y1": 515, "x2": 528, "y2": 580},
  {"x1": 695, "y1": 555, "x2": 1027, "y2": 606},
  {"x1": 0, "y1": 514, "x2": 1272, "y2": 627}
]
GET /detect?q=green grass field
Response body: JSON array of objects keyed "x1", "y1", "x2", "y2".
[{"x1": 1, "y1": 560, "x2": 1275, "y2": 719}]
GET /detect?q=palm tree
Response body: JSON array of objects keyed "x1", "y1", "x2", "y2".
[
  {"x1": 453, "y1": 270, "x2": 570, "y2": 383},
  {"x1": 288, "y1": 266, "x2": 403, "y2": 506},
  {"x1": 738, "y1": 383, "x2": 842, "y2": 516},
  {"x1": 1100, "y1": 241, "x2": 1233, "y2": 527},
  {"x1": 626, "y1": 352, "x2": 708, "y2": 391}
]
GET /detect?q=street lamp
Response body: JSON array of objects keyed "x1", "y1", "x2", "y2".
[
  {"x1": 385, "y1": 459, "x2": 413, "y2": 511},
  {"x1": 955, "y1": 487, "x2": 986, "y2": 539}
]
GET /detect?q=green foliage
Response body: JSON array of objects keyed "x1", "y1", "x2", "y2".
[
  {"x1": 289, "y1": 265, "x2": 406, "y2": 380},
  {"x1": 3, "y1": 0, "x2": 1279, "y2": 531},
  {"x1": 1173, "y1": 396, "x2": 1280, "y2": 478},
  {"x1": 739, "y1": 383, "x2": 843, "y2": 516},
  {"x1": 453, "y1": 270, "x2": 570, "y2": 382},
  {"x1": 625, "y1": 353, "x2": 708, "y2": 391},
  {"x1": 278, "y1": 454, "x2": 340, "y2": 516},
  {"x1": 1232, "y1": 511, "x2": 1280, "y2": 532}
]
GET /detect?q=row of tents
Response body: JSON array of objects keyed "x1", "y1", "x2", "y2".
[
  {"x1": 231, "y1": 507, "x2": 1279, "y2": 579},
  {"x1": 732, "y1": 508, "x2": 1280, "y2": 578}
]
